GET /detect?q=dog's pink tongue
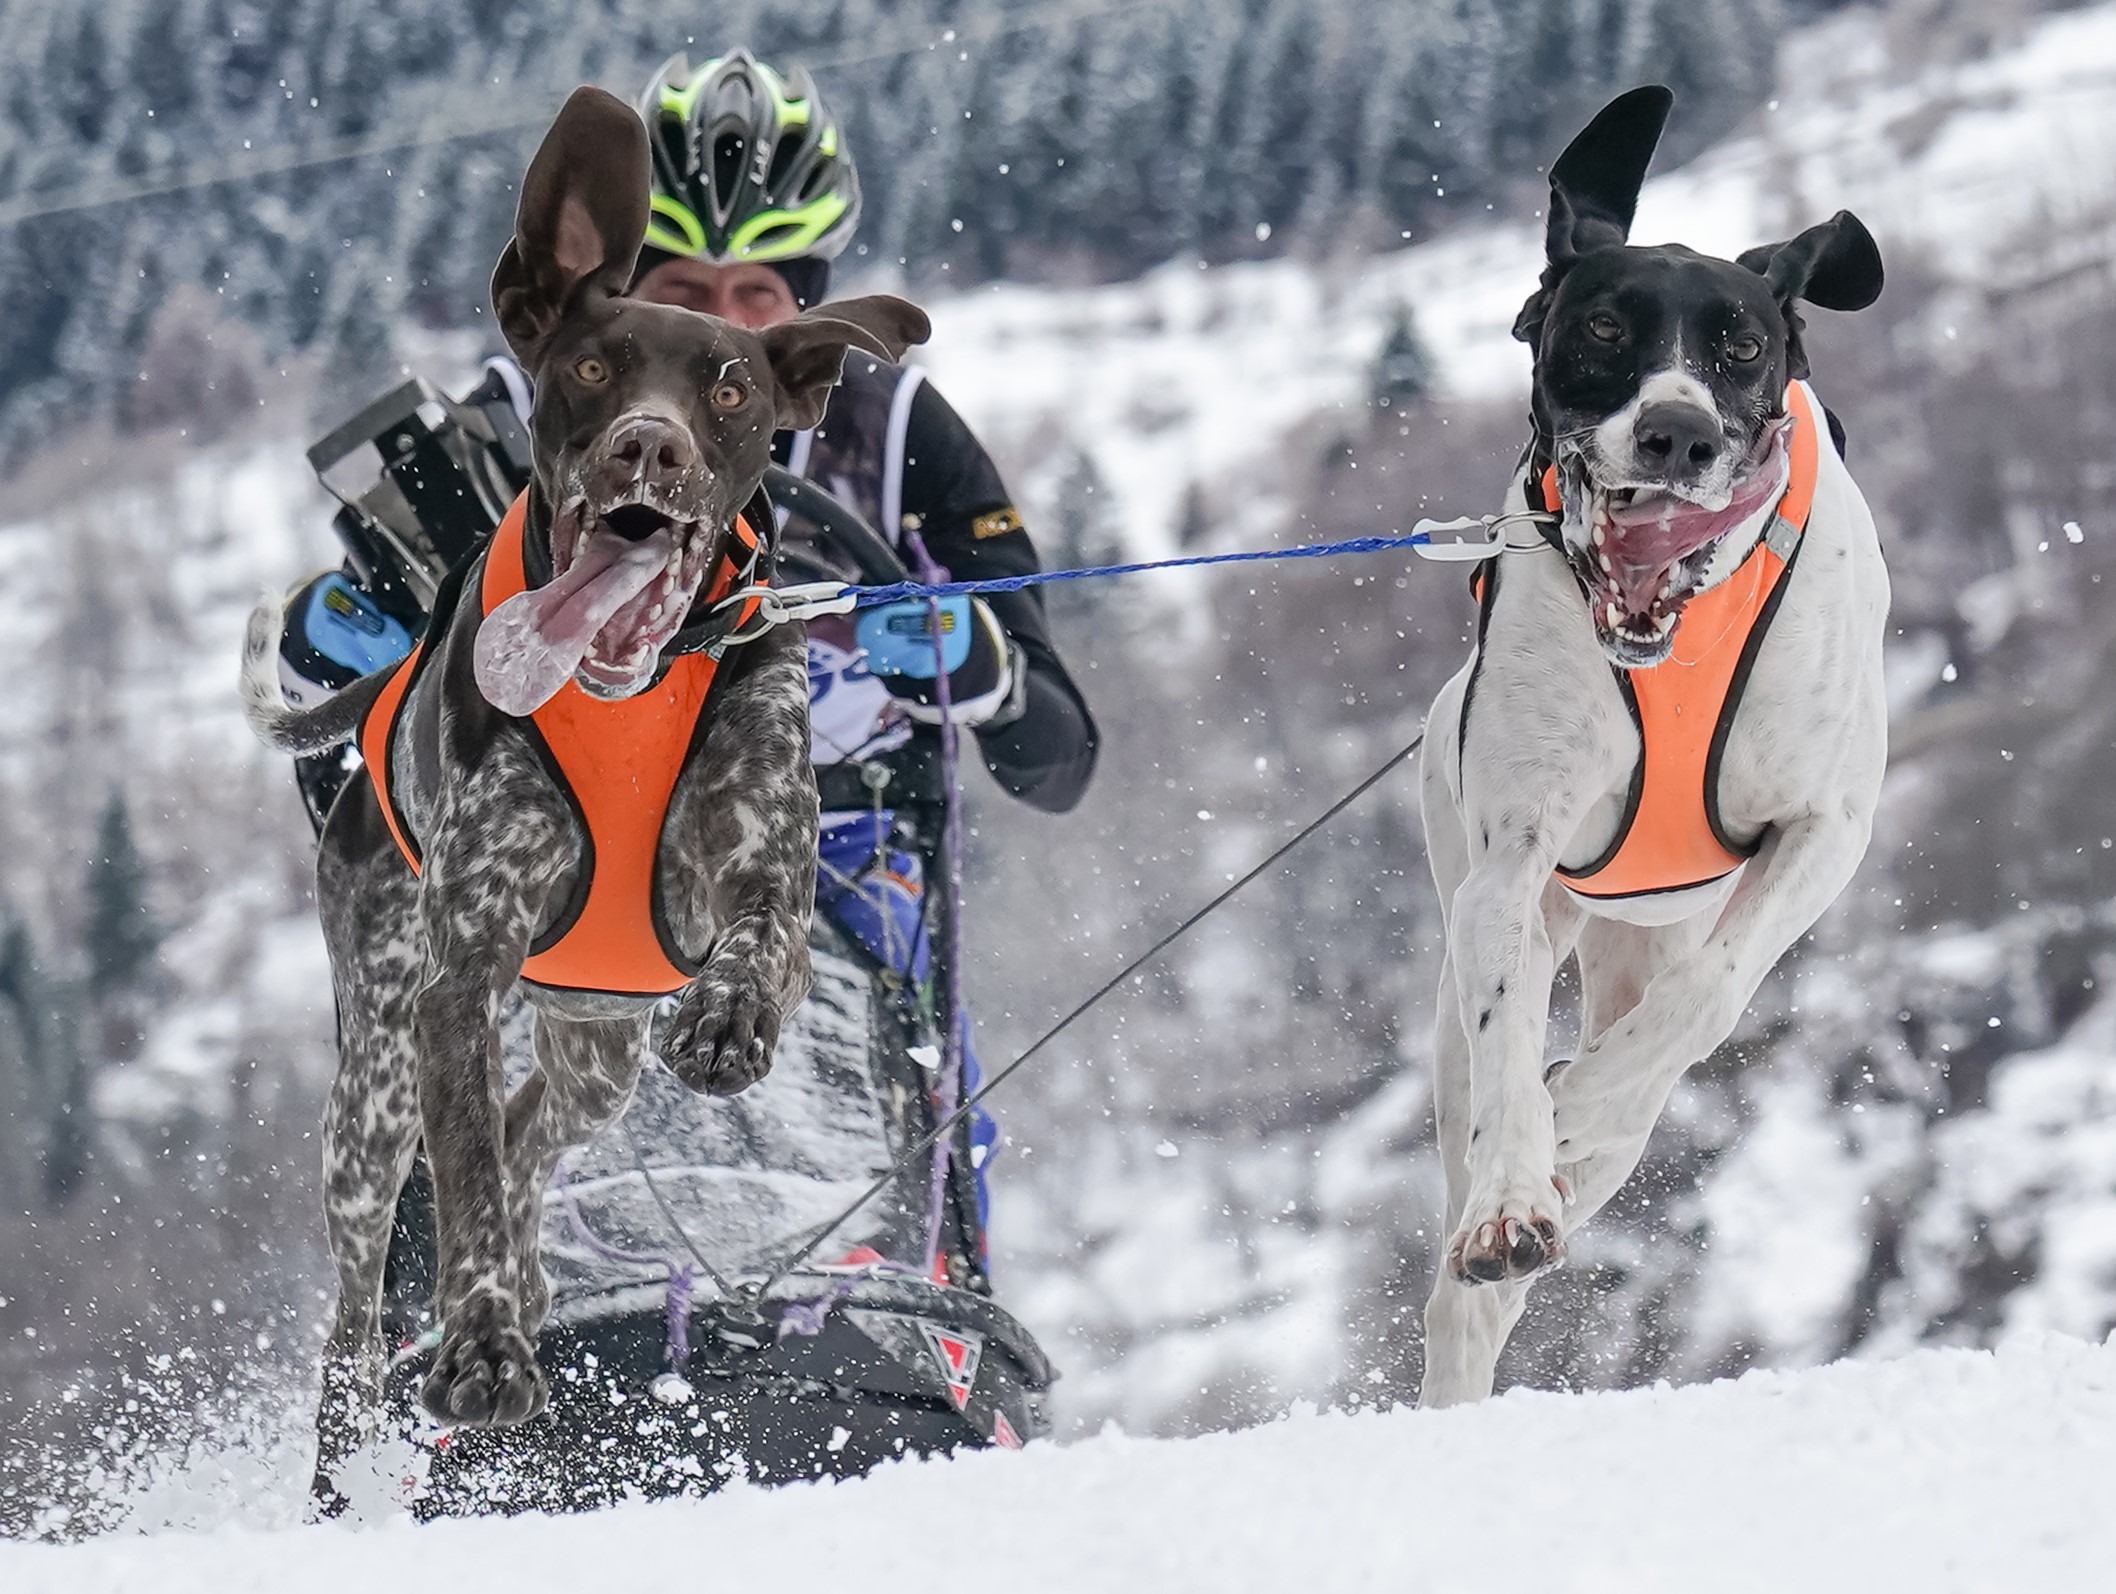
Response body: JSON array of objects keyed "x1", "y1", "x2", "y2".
[
  {"x1": 1604, "y1": 500, "x2": 1741, "y2": 614},
  {"x1": 1603, "y1": 431, "x2": 1792, "y2": 615},
  {"x1": 474, "y1": 528, "x2": 674, "y2": 715}
]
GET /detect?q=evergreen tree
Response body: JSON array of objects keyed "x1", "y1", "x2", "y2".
[
  {"x1": 1368, "y1": 304, "x2": 1435, "y2": 412},
  {"x1": 1175, "y1": 482, "x2": 1214, "y2": 552},
  {"x1": 1043, "y1": 446, "x2": 1124, "y2": 622},
  {"x1": 84, "y1": 788, "x2": 161, "y2": 1003},
  {"x1": 0, "y1": 913, "x2": 93, "y2": 1208}
]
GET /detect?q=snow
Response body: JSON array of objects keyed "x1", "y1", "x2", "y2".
[{"x1": 8, "y1": 1334, "x2": 2115, "y2": 1590}]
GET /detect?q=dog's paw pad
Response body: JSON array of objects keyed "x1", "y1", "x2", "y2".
[
  {"x1": 1447, "y1": 1190, "x2": 1566, "y2": 1285},
  {"x1": 422, "y1": 1323, "x2": 547, "y2": 1428},
  {"x1": 663, "y1": 975, "x2": 777, "y2": 1096}
]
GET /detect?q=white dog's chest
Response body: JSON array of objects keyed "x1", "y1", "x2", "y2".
[{"x1": 1462, "y1": 465, "x2": 1886, "y2": 915}]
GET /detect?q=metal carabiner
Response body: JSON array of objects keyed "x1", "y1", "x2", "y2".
[
  {"x1": 708, "y1": 579, "x2": 859, "y2": 643},
  {"x1": 1409, "y1": 510, "x2": 1559, "y2": 563}
]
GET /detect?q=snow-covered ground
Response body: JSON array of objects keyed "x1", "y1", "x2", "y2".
[{"x1": 7, "y1": 1334, "x2": 2111, "y2": 1591}]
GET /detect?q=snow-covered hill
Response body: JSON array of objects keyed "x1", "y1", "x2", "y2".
[
  {"x1": 926, "y1": 2, "x2": 2116, "y2": 558},
  {"x1": 8, "y1": 1334, "x2": 2112, "y2": 1591}
]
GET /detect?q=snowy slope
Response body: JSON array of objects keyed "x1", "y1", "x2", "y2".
[
  {"x1": 922, "y1": 2, "x2": 2116, "y2": 558},
  {"x1": 8, "y1": 1334, "x2": 2113, "y2": 1591}
]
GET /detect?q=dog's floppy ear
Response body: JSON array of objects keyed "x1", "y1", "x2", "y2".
[
  {"x1": 1737, "y1": 210, "x2": 1884, "y2": 379},
  {"x1": 491, "y1": 87, "x2": 651, "y2": 364},
  {"x1": 1737, "y1": 210, "x2": 1884, "y2": 311},
  {"x1": 1513, "y1": 85, "x2": 1674, "y2": 350},
  {"x1": 757, "y1": 295, "x2": 933, "y2": 431}
]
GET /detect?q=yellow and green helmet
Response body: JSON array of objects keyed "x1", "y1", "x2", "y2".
[{"x1": 635, "y1": 48, "x2": 863, "y2": 266}]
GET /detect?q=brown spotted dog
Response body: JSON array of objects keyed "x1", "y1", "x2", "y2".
[{"x1": 238, "y1": 87, "x2": 929, "y2": 1505}]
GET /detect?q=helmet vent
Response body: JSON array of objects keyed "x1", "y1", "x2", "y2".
[
  {"x1": 765, "y1": 139, "x2": 803, "y2": 198},
  {"x1": 710, "y1": 132, "x2": 748, "y2": 213}
]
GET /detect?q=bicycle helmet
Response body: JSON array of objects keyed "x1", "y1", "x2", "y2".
[{"x1": 635, "y1": 49, "x2": 862, "y2": 267}]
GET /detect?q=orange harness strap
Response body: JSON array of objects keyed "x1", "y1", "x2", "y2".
[
  {"x1": 360, "y1": 493, "x2": 766, "y2": 995},
  {"x1": 1551, "y1": 381, "x2": 1819, "y2": 900}
]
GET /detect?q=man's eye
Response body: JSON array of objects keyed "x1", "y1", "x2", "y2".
[
  {"x1": 1726, "y1": 333, "x2": 1764, "y2": 363},
  {"x1": 1587, "y1": 313, "x2": 1624, "y2": 344}
]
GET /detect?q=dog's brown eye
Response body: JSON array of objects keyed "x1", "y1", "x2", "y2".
[
  {"x1": 711, "y1": 382, "x2": 748, "y2": 411},
  {"x1": 574, "y1": 356, "x2": 610, "y2": 385},
  {"x1": 1726, "y1": 333, "x2": 1764, "y2": 363},
  {"x1": 1587, "y1": 313, "x2": 1624, "y2": 344}
]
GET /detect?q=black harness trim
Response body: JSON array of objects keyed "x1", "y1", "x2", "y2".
[
  {"x1": 1702, "y1": 528, "x2": 1807, "y2": 860},
  {"x1": 1554, "y1": 666, "x2": 1647, "y2": 884},
  {"x1": 520, "y1": 726, "x2": 598, "y2": 962},
  {"x1": 357, "y1": 540, "x2": 486, "y2": 870},
  {"x1": 1457, "y1": 554, "x2": 1502, "y2": 791}
]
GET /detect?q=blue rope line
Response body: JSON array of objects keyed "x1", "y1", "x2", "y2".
[{"x1": 840, "y1": 528, "x2": 1435, "y2": 607}]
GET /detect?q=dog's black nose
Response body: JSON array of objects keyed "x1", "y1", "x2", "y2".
[
  {"x1": 1633, "y1": 403, "x2": 1723, "y2": 476},
  {"x1": 605, "y1": 413, "x2": 698, "y2": 492}
]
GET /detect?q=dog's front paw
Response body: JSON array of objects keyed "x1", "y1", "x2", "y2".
[
  {"x1": 422, "y1": 1311, "x2": 546, "y2": 1428},
  {"x1": 663, "y1": 952, "x2": 781, "y2": 1095},
  {"x1": 1447, "y1": 1179, "x2": 1567, "y2": 1285}
]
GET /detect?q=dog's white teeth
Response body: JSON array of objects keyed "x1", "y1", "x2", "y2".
[
  {"x1": 1591, "y1": 524, "x2": 1606, "y2": 547},
  {"x1": 1604, "y1": 601, "x2": 1621, "y2": 630},
  {"x1": 1598, "y1": 553, "x2": 1613, "y2": 575}
]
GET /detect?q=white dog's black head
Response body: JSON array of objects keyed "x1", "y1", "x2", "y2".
[{"x1": 1514, "y1": 86, "x2": 1884, "y2": 667}]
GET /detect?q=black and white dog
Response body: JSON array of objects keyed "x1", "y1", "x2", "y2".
[{"x1": 1417, "y1": 87, "x2": 1887, "y2": 1404}]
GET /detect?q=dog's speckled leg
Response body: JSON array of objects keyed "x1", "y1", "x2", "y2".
[
  {"x1": 501, "y1": 1013, "x2": 649, "y2": 1332},
  {"x1": 411, "y1": 736, "x2": 575, "y2": 1429},
  {"x1": 660, "y1": 621, "x2": 817, "y2": 1095},
  {"x1": 310, "y1": 783, "x2": 425, "y2": 1512}
]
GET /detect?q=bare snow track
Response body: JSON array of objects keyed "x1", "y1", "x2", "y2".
[{"x1": 6, "y1": 1334, "x2": 2113, "y2": 1592}]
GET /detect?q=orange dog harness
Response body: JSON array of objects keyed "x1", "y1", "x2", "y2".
[
  {"x1": 1475, "y1": 382, "x2": 1821, "y2": 902},
  {"x1": 361, "y1": 493, "x2": 765, "y2": 996}
]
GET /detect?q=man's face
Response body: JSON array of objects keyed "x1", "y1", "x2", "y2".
[{"x1": 631, "y1": 258, "x2": 801, "y2": 327}]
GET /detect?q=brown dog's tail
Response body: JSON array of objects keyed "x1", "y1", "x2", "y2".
[{"x1": 238, "y1": 590, "x2": 395, "y2": 755}]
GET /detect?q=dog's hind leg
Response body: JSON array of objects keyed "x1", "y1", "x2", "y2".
[
  {"x1": 1550, "y1": 811, "x2": 1871, "y2": 1220},
  {"x1": 1534, "y1": 914, "x2": 1705, "y2": 1240},
  {"x1": 310, "y1": 803, "x2": 425, "y2": 1509},
  {"x1": 500, "y1": 1012, "x2": 650, "y2": 1333}
]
